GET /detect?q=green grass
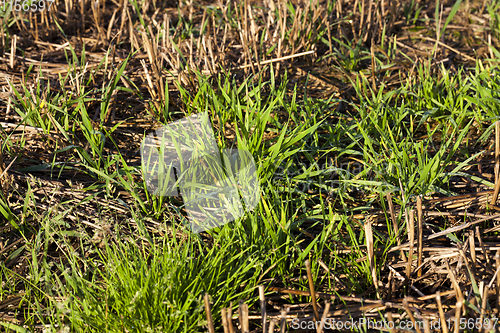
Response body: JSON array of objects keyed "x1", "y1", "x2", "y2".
[
  {"x1": 1, "y1": 0, "x2": 500, "y2": 331},
  {"x1": 5, "y1": 61, "x2": 500, "y2": 330}
]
